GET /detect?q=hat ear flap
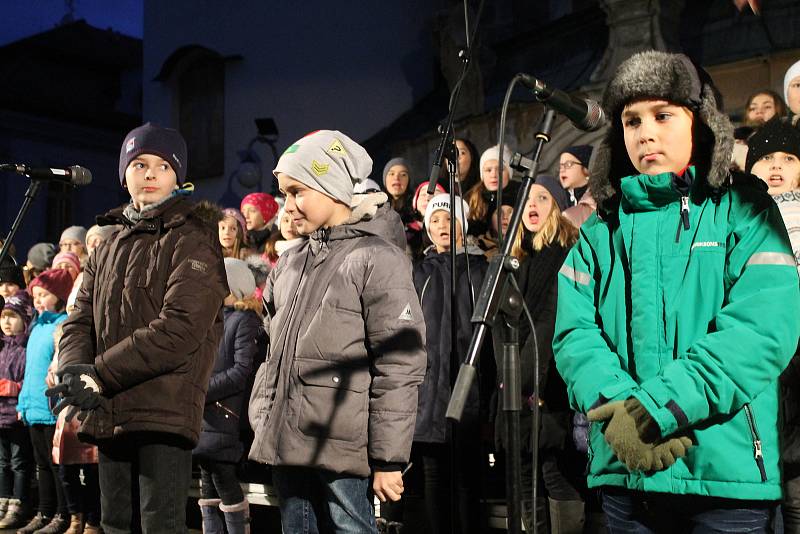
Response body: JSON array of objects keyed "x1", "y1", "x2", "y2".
[{"x1": 698, "y1": 85, "x2": 734, "y2": 190}]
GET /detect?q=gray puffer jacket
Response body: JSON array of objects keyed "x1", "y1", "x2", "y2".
[{"x1": 248, "y1": 193, "x2": 426, "y2": 477}]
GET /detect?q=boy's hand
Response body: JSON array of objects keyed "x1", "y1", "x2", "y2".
[
  {"x1": 373, "y1": 471, "x2": 404, "y2": 502},
  {"x1": 588, "y1": 399, "x2": 693, "y2": 472},
  {"x1": 46, "y1": 364, "x2": 104, "y2": 421}
]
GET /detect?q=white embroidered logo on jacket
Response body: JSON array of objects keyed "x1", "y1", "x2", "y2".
[{"x1": 398, "y1": 303, "x2": 414, "y2": 322}]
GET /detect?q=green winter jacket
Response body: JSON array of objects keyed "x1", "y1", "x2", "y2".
[{"x1": 553, "y1": 167, "x2": 800, "y2": 499}]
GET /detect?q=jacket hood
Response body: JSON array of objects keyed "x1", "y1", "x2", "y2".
[
  {"x1": 590, "y1": 50, "x2": 734, "y2": 220},
  {"x1": 309, "y1": 192, "x2": 406, "y2": 251}
]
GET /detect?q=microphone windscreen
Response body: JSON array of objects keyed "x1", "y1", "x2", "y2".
[
  {"x1": 70, "y1": 166, "x2": 92, "y2": 186},
  {"x1": 584, "y1": 100, "x2": 607, "y2": 132}
]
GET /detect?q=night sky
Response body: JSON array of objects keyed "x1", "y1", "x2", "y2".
[{"x1": 0, "y1": 0, "x2": 142, "y2": 45}]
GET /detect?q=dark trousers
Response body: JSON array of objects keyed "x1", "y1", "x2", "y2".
[
  {"x1": 416, "y1": 440, "x2": 482, "y2": 534},
  {"x1": 98, "y1": 434, "x2": 192, "y2": 534},
  {"x1": 29, "y1": 424, "x2": 66, "y2": 516},
  {"x1": 59, "y1": 464, "x2": 100, "y2": 525},
  {"x1": 0, "y1": 425, "x2": 32, "y2": 501},
  {"x1": 198, "y1": 460, "x2": 244, "y2": 505},
  {"x1": 601, "y1": 488, "x2": 773, "y2": 533},
  {"x1": 784, "y1": 463, "x2": 800, "y2": 534}
]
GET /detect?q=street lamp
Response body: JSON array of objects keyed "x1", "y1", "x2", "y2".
[
  {"x1": 221, "y1": 118, "x2": 280, "y2": 206},
  {"x1": 236, "y1": 118, "x2": 280, "y2": 191}
]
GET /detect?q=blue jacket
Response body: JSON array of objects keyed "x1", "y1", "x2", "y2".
[
  {"x1": 412, "y1": 248, "x2": 487, "y2": 443},
  {"x1": 194, "y1": 306, "x2": 264, "y2": 463},
  {"x1": 18, "y1": 311, "x2": 67, "y2": 425}
]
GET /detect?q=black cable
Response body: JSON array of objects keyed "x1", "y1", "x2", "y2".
[
  {"x1": 496, "y1": 74, "x2": 524, "y2": 246},
  {"x1": 508, "y1": 273, "x2": 540, "y2": 532}
]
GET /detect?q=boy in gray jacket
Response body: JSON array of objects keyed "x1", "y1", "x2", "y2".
[{"x1": 248, "y1": 130, "x2": 426, "y2": 532}]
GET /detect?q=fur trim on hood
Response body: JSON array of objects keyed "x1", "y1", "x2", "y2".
[{"x1": 590, "y1": 50, "x2": 734, "y2": 220}]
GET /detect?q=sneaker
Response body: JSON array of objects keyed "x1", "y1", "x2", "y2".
[
  {"x1": 16, "y1": 512, "x2": 51, "y2": 534},
  {"x1": 0, "y1": 496, "x2": 10, "y2": 519},
  {"x1": 32, "y1": 513, "x2": 69, "y2": 534},
  {"x1": 64, "y1": 513, "x2": 84, "y2": 534},
  {"x1": 0, "y1": 499, "x2": 29, "y2": 529}
]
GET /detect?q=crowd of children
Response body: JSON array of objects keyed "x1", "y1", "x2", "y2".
[{"x1": 0, "y1": 50, "x2": 796, "y2": 534}]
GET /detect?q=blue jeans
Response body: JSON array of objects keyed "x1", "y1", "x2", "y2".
[
  {"x1": 602, "y1": 487, "x2": 773, "y2": 533},
  {"x1": 272, "y1": 466, "x2": 377, "y2": 533}
]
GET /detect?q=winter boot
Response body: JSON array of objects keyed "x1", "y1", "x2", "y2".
[
  {"x1": 548, "y1": 498, "x2": 585, "y2": 534},
  {"x1": 82, "y1": 524, "x2": 102, "y2": 534},
  {"x1": 198, "y1": 498, "x2": 224, "y2": 534},
  {"x1": 0, "y1": 496, "x2": 10, "y2": 519},
  {"x1": 64, "y1": 513, "x2": 84, "y2": 534},
  {"x1": 33, "y1": 512, "x2": 69, "y2": 533},
  {"x1": 0, "y1": 499, "x2": 29, "y2": 529},
  {"x1": 17, "y1": 512, "x2": 51, "y2": 534},
  {"x1": 220, "y1": 500, "x2": 250, "y2": 534}
]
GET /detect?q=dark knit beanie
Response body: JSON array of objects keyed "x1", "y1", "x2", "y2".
[
  {"x1": 563, "y1": 145, "x2": 594, "y2": 168},
  {"x1": 534, "y1": 175, "x2": 570, "y2": 212},
  {"x1": 0, "y1": 259, "x2": 25, "y2": 289},
  {"x1": 28, "y1": 268, "x2": 74, "y2": 303},
  {"x1": 745, "y1": 119, "x2": 800, "y2": 174},
  {"x1": 3, "y1": 290, "x2": 33, "y2": 324},
  {"x1": 119, "y1": 122, "x2": 188, "y2": 186}
]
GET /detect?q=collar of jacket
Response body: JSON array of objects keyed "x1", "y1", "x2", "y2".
[
  {"x1": 100, "y1": 195, "x2": 195, "y2": 233},
  {"x1": 35, "y1": 310, "x2": 66, "y2": 325},
  {"x1": 0, "y1": 332, "x2": 27, "y2": 346},
  {"x1": 620, "y1": 166, "x2": 697, "y2": 212},
  {"x1": 247, "y1": 226, "x2": 272, "y2": 245}
]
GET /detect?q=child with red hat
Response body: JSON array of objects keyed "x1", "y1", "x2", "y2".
[
  {"x1": 240, "y1": 193, "x2": 279, "y2": 254},
  {"x1": 17, "y1": 269, "x2": 72, "y2": 532}
]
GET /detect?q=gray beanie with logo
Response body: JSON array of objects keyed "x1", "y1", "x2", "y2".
[{"x1": 273, "y1": 130, "x2": 372, "y2": 205}]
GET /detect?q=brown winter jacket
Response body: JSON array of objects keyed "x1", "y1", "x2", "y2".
[
  {"x1": 58, "y1": 195, "x2": 228, "y2": 448},
  {"x1": 248, "y1": 194, "x2": 426, "y2": 477}
]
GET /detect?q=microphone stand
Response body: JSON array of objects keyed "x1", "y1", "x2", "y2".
[
  {"x1": 0, "y1": 178, "x2": 43, "y2": 267},
  {"x1": 446, "y1": 103, "x2": 555, "y2": 534},
  {"x1": 424, "y1": 2, "x2": 485, "y2": 531}
]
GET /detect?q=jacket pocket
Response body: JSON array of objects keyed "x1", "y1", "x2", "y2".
[
  {"x1": 743, "y1": 403, "x2": 768, "y2": 482},
  {"x1": 296, "y1": 359, "x2": 370, "y2": 442}
]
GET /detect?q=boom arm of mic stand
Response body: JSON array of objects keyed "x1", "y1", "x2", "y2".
[
  {"x1": 446, "y1": 109, "x2": 555, "y2": 423},
  {"x1": 0, "y1": 180, "x2": 43, "y2": 267}
]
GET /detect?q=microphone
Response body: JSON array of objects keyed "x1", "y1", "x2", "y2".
[
  {"x1": 0, "y1": 164, "x2": 92, "y2": 186},
  {"x1": 519, "y1": 74, "x2": 606, "y2": 132}
]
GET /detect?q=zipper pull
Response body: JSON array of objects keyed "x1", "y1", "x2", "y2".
[
  {"x1": 680, "y1": 196, "x2": 690, "y2": 231},
  {"x1": 675, "y1": 196, "x2": 690, "y2": 243},
  {"x1": 754, "y1": 439, "x2": 763, "y2": 460}
]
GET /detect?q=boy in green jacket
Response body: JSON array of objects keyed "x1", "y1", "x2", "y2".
[{"x1": 553, "y1": 50, "x2": 800, "y2": 530}]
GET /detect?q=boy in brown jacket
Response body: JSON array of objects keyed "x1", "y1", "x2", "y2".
[
  {"x1": 49, "y1": 123, "x2": 228, "y2": 534},
  {"x1": 248, "y1": 130, "x2": 426, "y2": 532}
]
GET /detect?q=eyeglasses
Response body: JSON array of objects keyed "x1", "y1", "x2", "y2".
[{"x1": 559, "y1": 160, "x2": 583, "y2": 170}]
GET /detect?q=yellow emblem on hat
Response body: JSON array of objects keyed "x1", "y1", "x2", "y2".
[
  {"x1": 328, "y1": 139, "x2": 347, "y2": 157},
  {"x1": 311, "y1": 160, "x2": 330, "y2": 176}
]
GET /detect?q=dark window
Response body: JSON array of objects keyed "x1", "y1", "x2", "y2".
[
  {"x1": 45, "y1": 181, "x2": 72, "y2": 243},
  {"x1": 178, "y1": 55, "x2": 225, "y2": 180}
]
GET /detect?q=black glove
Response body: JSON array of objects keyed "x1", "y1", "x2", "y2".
[{"x1": 45, "y1": 364, "x2": 104, "y2": 422}]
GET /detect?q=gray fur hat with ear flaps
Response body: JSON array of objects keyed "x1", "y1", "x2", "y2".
[{"x1": 589, "y1": 50, "x2": 734, "y2": 219}]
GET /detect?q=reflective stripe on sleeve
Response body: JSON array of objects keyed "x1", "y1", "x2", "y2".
[
  {"x1": 745, "y1": 252, "x2": 796, "y2": 267},
  {"x1": 559, "y1": 264, "x2": 591, "y2": 286}
]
